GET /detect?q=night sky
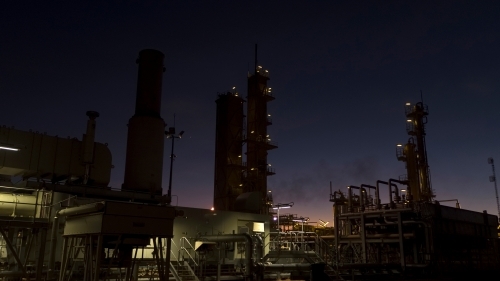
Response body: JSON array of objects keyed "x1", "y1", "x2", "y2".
[{"x1": 1, "y1": 1, "x2": 500, "y2": 223}]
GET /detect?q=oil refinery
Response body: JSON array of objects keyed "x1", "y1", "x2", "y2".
[{"x1": 0, "y1": 49, "x2": 498, "y2": 281}]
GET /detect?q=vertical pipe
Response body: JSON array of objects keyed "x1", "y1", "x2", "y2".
[
  {"x1": 217, "y1": 244, "x2": 221, "y2": 281},
  {"x1": 83, "y1": 111, "x2": 99, "y2": 184},
  {"x1": 158, "y1": 237, "x2": 165, "y2": 281},
  {"x1": 376, "y1": 180, "x2": 388, "y2": 210},
  {"x1": 360, "y1": 184, "x2": 376, "y2": 209},
  {"x1": 48, "y1": 215, "x2": 59, "y2": 279},
  {"x1": 94, "y1": 235, "x2": 103, "y2": 281},
  {"x1": 347, "y1": 186, "x2": 353, "y2": 213},
  {"x1": 360, "y1": 213, "x2": 366, "y2": 263},
  {"x1": 166, "y1": 238, "x2": 173, "y2": 281},
  {"x1": 360, "y1": 187, "x2": 365, "y2": 211},
  {"x1": 35, "y1": 228, "x2": 47, "y2": 281},
  {"x1": 388, "y1": 179, "x2": 394, "y2": 208},
  {"x1": 397, "y1": 212, "x2": 406, "y2": 271}
]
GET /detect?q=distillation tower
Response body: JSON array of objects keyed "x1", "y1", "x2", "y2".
[
  {"x1": 244, "y1": 63, "x2": 277, "y2": 214},
  {"x1": 213, "y1": 89, "x2": 245, "y2": 212},
  {"x1": 213, "y1": 50, "x2": 277, "y2": 214},
  {"x1": 397, "y1": 101, "x2": 434, "y2": 202}
]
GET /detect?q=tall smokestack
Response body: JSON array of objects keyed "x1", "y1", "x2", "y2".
[{"x1": 122, "y1": 49, "x2": 166, "y2": 195}]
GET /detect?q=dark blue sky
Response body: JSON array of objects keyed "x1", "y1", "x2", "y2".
[{"x1": 1, "y1": 1, "x2": 500, "y2": 222}]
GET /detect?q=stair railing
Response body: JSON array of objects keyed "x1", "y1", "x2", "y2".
[{"x1": 179, "y1": 237, "x2": 199, "y2": 267}]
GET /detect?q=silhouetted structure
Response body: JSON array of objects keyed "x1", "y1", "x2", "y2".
[
  {"x1": 243, "y1": 63, "x2": 277, "y2": 214},
  {"x1": 213, "y1": 90, "x2": 245, "y2": 211}
]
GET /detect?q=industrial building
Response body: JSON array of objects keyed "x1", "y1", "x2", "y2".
[{"x1": 0, "y1": 49, "x2": 498, "y2": 281}]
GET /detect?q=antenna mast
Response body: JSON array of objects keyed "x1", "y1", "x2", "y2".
[{"x1": 488, "y1": 157, "x2": 500, "y2": 222}]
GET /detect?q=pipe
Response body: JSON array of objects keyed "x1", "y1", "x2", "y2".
[
  {"x1": 83, "y1": 111, "x2": 99, "y2": 185},
  {"x1": 375, "y1": 180, "x2": 387, "y2": 209},
  {"x1": 388, "y1": 178, "x2": 408, "y2": 208},
  {"x1": 0, "y1": 271, "x2": 26, "y2": 277},
  {"x1": 360, "y1": 184, "x2": 376, "y2": 208},
  {"x1": 197, "y1": 233, "x2": 253, "y2": 276},
  {"x1": 263, "y1": 263, "x2": 311, "y2": 271},
  {"x1": 347, "y1": 186, "x2": 353, "y2": 212},
  {"x1": 56, "y1": 201, "x2": 105, "y2": 217},
  {"x1": 253, "y1": 234, "x2": 264, "y2": 262},
  {"x1": 348, "y1": 186, "x2": 363, "y2": 212},
  {"x1": 47, "y1": 216, "x2": 59, "y2": 279}
]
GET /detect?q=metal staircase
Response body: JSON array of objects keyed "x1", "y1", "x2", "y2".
[{"x1": 170, "y1": 238, "x2": 200, "y2": 281}]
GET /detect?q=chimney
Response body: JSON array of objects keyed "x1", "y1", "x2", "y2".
[{"x1": 122, "y1": 49, "x2": 166, "y2": 195}]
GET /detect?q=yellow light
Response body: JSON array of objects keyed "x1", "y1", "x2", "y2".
[
  {"x1": 406, "y1": 102, "x2": 411, "y2": 106},
  {"x1": 250, "y1": 131, "x2": 254, "y2": 133},
  {"x1": 238, "y1": 155, "x2": 241, "y2": 158},
  {"x1": 266, "y1": 134, "x2": 269, "y2": 137},
  {"x1": 397, "y1": 144, "x2": 402, "y2": 147},
  {"x1": 407, "y1": 119, "x2": 412, "y2": 122},
  {"x1": 268, "y1": 114, "x2": 271, "y2": 117},
  {"x1": 239, "y1": 184, "x2": 243, "y2": 186},
  {"x1": 251, "y1": 168, "x2": 254, "y2": 170},
  {"x1": 401, "y1": 189, "x2": 406, "y2": 192},
  {"x1": 232, "y1": 86, "x2": 236, "y2": 89},
  {"x1": 211, "y1": 207, "x2": 214, "y2": 211}
]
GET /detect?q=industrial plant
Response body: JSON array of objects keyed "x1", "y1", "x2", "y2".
[{"x1": 0, "y1": 48, "x2": 498, "y2": 281}]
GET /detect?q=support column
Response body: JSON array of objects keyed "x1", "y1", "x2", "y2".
[{"x1": 398, "y1": 212, "x2": 406, "y2": 270}]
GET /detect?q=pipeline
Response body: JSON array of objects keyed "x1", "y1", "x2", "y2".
[
  {"x1": 347, "y1": 186, "x2": 362, "y2": 212},
  {"x1": 197, "y1": 233, "x2": 253, "y2": 277},
  {"x1": 375, "y1": 180, "x2": 386, "y2": 209},
  {"x1": 388, "y1": 178, "x2": 408, "y2": 208},
  {"x1": 263, "y1": 263, "x2": 311, "y2": 271},
  {"x1": 375, "y1": 180, "x2": 401, "y2": 209},
  {"x1": 253, "y1": 234, "x2": 264, "y2": 262},
  {"x1": 360, "y1": 184, "x2": 376, "y2": 209}
]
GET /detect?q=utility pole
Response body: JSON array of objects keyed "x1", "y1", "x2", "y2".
[
  {"x1": 165, "y1": 115, "x2": 184, "y2": 205},
  {"x1": 488, "y1": 157, "x2": 500, "y2": 222}
]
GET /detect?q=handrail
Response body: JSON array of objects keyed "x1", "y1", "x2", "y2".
[
  {"x1": 179, "y1": 237, "x2": 198, "y2": 266},
  {"x1": 169, "y1": 238, "x2": 179, "y2": 262},
  {"x1": 169, "y1": 262, "x2": 182, "y2": 281}
]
